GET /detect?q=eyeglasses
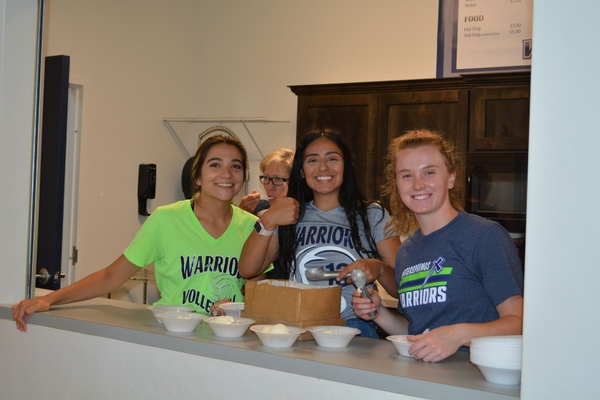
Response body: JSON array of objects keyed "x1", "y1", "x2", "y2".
[{"x1": 259, "y1": 175, "x2": 289, "y2": 186}]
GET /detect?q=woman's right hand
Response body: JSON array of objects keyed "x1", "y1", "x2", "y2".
[
  {"x1": 238, "y1": 189, "x2": 262, "y2": 213},
  {"x1": 12, "y1": 296, "x2": 52, "y2": 332},
  {"x1": 211, "y1": 298, "x2": 232, "y2": 316},
  {"x1": 260, "y1": 196, "x2": 299, "y2": 230},
  {"x1": 12, "y1": 255, "x2": 140, "y2": 333},
  {"x1": 351, "y1": 287, "x2": 382, "y2": 320}
]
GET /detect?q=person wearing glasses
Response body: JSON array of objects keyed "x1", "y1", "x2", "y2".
[
  {"x1": 238, "y1": 147, "x2": 294, "y2": 217},
  {"x1": 238, "y1": 129, "x2": 399, "y2": 338},
  {"x1": 237, "y1": 148, "x2": 294, "y2": 279}
]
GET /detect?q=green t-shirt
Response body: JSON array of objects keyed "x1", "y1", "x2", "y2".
[{"x1": 124, "y1": 200, "x2": 257, "y2": 314}]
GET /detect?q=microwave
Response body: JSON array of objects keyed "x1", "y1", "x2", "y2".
[{"x1": 466, "y1": 152, "x2": 528, "y2": 234}]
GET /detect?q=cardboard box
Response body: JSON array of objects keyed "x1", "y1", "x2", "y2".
[{"x1": 242, "y1": 279, "x2": 345, "y2": 340}]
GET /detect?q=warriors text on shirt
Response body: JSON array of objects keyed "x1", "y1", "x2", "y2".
[
  {"x1": 180, "y1": 255, "x2": 240, "y2": 279},
  {"x1": 400, "y1": 286, "x2": 447, "y2": 308},
  {"x1": 398, "y1": 256, "x2": 452, "y2": 309},
  {"x1": 179, "y1": 254, "x2": 242, "y2": 313},
  {"x1": 296, "y1": 225, "x2": 355, "y2": 249}
]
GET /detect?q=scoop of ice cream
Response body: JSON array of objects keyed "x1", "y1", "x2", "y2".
[
  {"x1": 212, "y1": 316, "x2": 235, "y2": 324},
  {"x1": 268, "y1": 324, "x2": 289, "y2": 334},
  {"x1": 322, "y1": 328, "x2": 340, "y2": 334},
  {"x1": 175, "y1": 315, "x2": 193, "y2": 320}
]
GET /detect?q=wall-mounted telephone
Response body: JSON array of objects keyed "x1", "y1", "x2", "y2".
[{"x1": 138, "y1": 164, "x2": 156, "y2": 216}]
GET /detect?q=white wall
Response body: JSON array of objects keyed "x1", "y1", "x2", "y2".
[
  {"x1": 43, "y1": 0, "x2": 200, "y2": 300},
  {"x1": 42, "y1": 0, "x2": 439, "y2": 301},
  {"x1": 0, "y1": 318, "x2": 415, "y2": 400},
  {"x1": 0, "y1": 0, "x2": 39, "y2": 302},
  {"x1": 520, "y1": 1, "x2": 600, "y2": 398}
]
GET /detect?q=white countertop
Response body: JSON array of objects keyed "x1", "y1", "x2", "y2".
[{"x1": 0, "y1": 297, "x2": 520, "y2": 399}]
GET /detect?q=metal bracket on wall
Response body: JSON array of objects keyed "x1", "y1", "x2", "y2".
[{"x1": 163, "y1": 117, "x2": 290, "y2": 160}]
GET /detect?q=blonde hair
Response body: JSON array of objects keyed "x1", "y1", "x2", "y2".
[
  {"x1": 382, "y1": 129, "x2": 463, "y2": 236},
  {"x1": 259, "y1": 147, "x2": 294, "y2": 175}
]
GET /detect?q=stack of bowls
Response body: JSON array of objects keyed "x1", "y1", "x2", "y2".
[{"x1": 470, "y1": 335, "x2": 522, "y2": 385}]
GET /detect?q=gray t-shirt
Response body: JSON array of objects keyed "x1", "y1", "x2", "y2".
[
  {"x1": 289, "y1": 202, "x2": 391, "y2": 319},
  {"x1": 396, "y1": 212, "x2": 524, "y2": 335}
]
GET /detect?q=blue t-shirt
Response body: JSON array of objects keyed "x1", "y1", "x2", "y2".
[{"x1": 395, "y1": 212, "x2": 524, "y2": 335}]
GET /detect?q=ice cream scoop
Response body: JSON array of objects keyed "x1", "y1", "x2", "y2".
[
  {"x1": 211, "y1": 315, "x2": 235, "y2": 324},
  {"x1": 351, "y1": 269, "x2": 377, "y2": 318},
  {"x1": 305, "y1": 267, "x2": 351, "y2": 281},
  {"x1": 263, "y1": 324, "x2": 289, "y2": 334}
]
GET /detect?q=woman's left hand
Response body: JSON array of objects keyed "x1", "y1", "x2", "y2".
[
  {"x1": 210, "y1": 298, "x2": 232, "y2": 316},
  {"x1": 407, "y1": 325, "x2": 466, "y2": 362}
]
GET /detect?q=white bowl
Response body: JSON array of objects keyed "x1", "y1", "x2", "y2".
[
  {"x1": 205, "y1": 316, "x2": 256, "y2": 338},
  {"x1": 307, "y1": 326, "x2": 360, "y2": 348},
  {"x1": 387, "y1": 335, "x2": 413, "y2": 357},
  {"x1": 474, "y1": 363, "x2": 522, "y2": 385},
  {"x1": 472, "y1": 335, "x2": 522, "y2": 343},
  {"x1": 470, "y1": 354, "x2": 522, "y2": 370},
  {"x1": 156, "y1": 311, "x2": 205, "y2": 333},
  {"x1": 250, "y1": 324, "x2": 306, "y2": 348},
  {"x1": 470, "y1": 335, "x2": 522, "y2": 371},
  {"x1": 147, "y1": 305, "x2": 196, "y2": 323},
  {"x1": 218, "y1": 302, "x2": 245, "y2": 317}
]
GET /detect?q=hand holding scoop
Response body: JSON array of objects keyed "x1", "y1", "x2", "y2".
[{"x1": 351, "y1": 269, "x2": 377, "y2": 318}]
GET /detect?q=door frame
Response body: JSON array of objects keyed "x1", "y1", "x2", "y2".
[{"x1": 61, "y1": 84, "x2": 83, "y2": 286}]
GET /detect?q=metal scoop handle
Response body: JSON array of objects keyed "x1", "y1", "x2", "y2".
[
  {"x1": 351, "y1": 269, "x2": 377, "y2": 318},
  {"x1": 305, "y1": 267, "x2": 351, "y2": 281},
  {"x1": 359, "y1": 289, "x2": 378, "y2": 318}
]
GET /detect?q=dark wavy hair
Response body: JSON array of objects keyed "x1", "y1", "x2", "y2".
[{"x1": 278, "y1": 129, "x2": 384, "y2": 277}]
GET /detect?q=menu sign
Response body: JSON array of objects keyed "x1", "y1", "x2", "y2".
[{"x1": 455, "y1": 0, "x2": 533, "y2": 71}]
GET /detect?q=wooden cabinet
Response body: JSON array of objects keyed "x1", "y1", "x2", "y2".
[
  {"x1": 469, "y1": 84, "x2": 530, "y2": 151},
  {"x1": 296, "y1": 93, "x2": 379, "y2": 199},
  {"x1": 377, "y1": 89, "x2": 469, "y2": 200},
  {"x1": 289, "y1": 72, "x2": 530, "y2": 203}
]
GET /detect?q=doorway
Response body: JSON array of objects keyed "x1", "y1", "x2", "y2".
[
  {"x1": 60, "y1": 84, "x2": 83, "y2": 286},
  {"x1": 35, "y1": 78, "x2": 82, "y2": 290}
]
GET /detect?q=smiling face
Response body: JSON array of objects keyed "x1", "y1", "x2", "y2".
[
  {"x1": 302, "y1": 137, "x2": 344, "y2": 203},
  {"x1": 195, "y1": 143, "x2": 245, "y2": 203},
  {"x1": 262, "y1": 161, "x2": 290, "y2": 202},
  {"x1": 395, "y1": 145, "x2": 456, "y2": 229}
]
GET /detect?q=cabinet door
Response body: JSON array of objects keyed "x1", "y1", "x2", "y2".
[
  {"x1": 469, "y1": 86, "x2": 530, "y2": 151},
  {"x1": 377, "y1": 89, "x2": 469, "y2": 202},
  {"x1": 296, "y1": 94, "x2": 379, "y2": 200}
]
